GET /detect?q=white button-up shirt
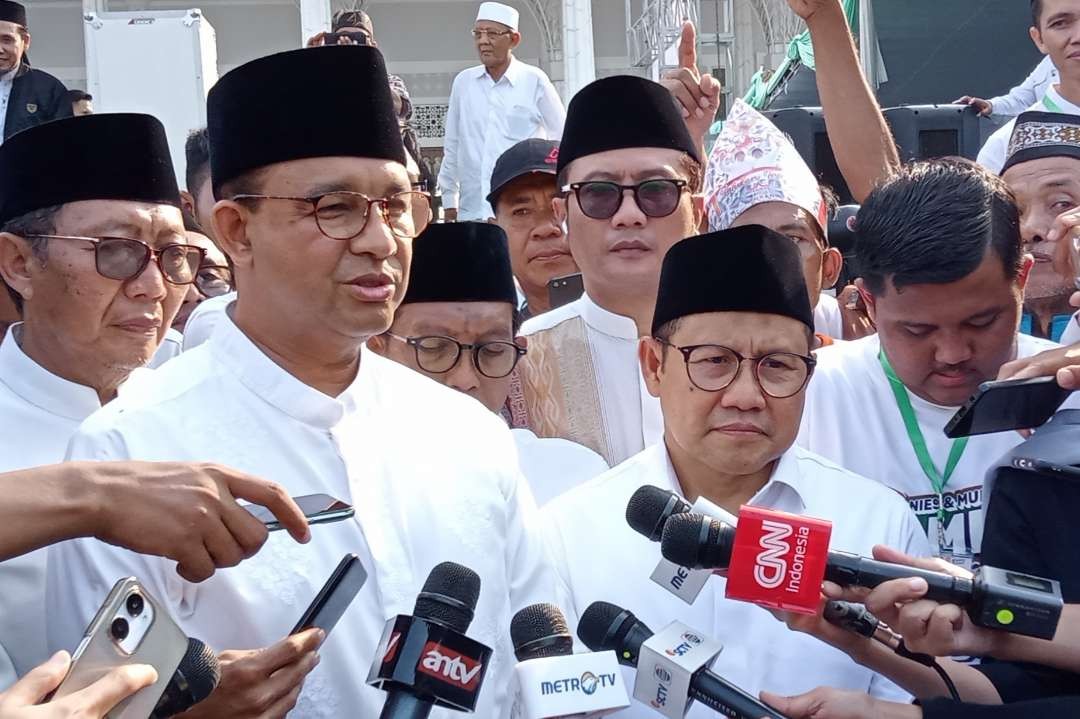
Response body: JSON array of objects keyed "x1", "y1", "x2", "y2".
[
  {"x1": 47, "y1": 311, "x2": 557, "y2": 718},
  {"x1": 543, "y1": 443, "x2": 931, "y2": 716},
  {"x1": 0, "y1": 326, "x2": 105, "y2": 687},
  {"x1": 798, "y1": 333, "x2": 1060, "y2": 562},
  {"x1": 437, "y1": 57, "x2": 565, "y2": 220},
  {"x1": 512, "y1": 428, "x2": 608, "y2": 506},
  {"x1": 987, "y1": 56, "x2": 1059, "y2": 118},
  {"x1": 180, "y1": 291, "x2": 234, "y2": 351},
  {"x1": 519, "y1": 293, "x2": 664, "y2": 467}
]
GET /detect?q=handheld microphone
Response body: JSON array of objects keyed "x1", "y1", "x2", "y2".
[
  {"x1": 150, "y1": 638, "x2": 221, "y2": 718},
  {"x1": 662, "y1": 512, "x2": 1064, "y2": 639},
  {"x1": 368, "y1": 562, "x2": 492, "y2": 718},
  {"x1": 577, "y1": 602, "x2": 787, "y2": 719},
  {"x1": 510, "y1": 604, "x2": 629, "y2": 718}
]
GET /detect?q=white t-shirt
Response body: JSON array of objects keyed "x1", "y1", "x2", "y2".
[
  {"x1": 798, "y1": 333, "x2": 1059, "y2": 563},
  {"x1": 977, "y1": 85, "x2": 1080, "y2": 174},
  {"x1": 543, "y1": 443, "x2": 931, "y2": 716}
]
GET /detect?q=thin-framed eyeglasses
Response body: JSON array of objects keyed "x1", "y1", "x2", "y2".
[
  {"x1": 26, "y1": 234, "x2": 205, "y2": 285},
  {"x1": 193, "y1": 264, "x2": 234, "y2": 298},
  {"x1": 386, "y1": 333, "x2": 527, "y2": 379},
  {"x1": 561, "y1": 179, "x2": 688, "y2": 220},
  {"x1": 655, "y1": 339, "x2": 816, "y2": 399},
  {"x1": 230, "y1": 190, "x2": 432, "y2": 240},
  {"x1": 471, "y1": 29, "x2": 513, "y2": 40}
]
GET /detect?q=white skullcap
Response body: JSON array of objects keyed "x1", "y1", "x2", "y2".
[{"x1": 476, "y1": 2, "x2": 519, "y2": 31}]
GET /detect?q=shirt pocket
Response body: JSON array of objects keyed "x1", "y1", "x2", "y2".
[{"x1": 505, "y1": 104, "x2": 541, "y2": 139}]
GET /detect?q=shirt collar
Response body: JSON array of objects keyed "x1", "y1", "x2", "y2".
[
  {"x1": 208, "y1": 309, "x2": 365, "y2": 429},
  {"x1": 579, "y1": 292, "x2": 640, "y2": 341},
  {"x1": 657, "y1": 440, "x2": 809, "y2": 514},
  {"x1": 0, "y1": 324, "x2": 103, "y2": 421},
  {"x1": 477, "y1": 56, "x2": 521, "y2": 85}
]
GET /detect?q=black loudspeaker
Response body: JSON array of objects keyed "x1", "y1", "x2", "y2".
[
  {"x1": 883, "y1": 104, "x2": 988, "y2": 162},
  {"x1": 766, "y1": 107, "x2": 854, "y2": 205}
]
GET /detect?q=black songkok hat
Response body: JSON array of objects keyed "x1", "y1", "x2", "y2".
[
  {"x1": 651, "y1": 224, "x2": 814, "y2": 335},
  {"x1": 1002, "y1": 111, "x2": 1080, "y2": 174},
  {"x1": 0, "y1": 113, "x2": 180, "y2": 227},
  {"x1": 402, "y1": 222, "x2": 517, "y2": 305},
  {"x1": 557, "y1": 75, "x2": 700, "y2": 177},
  {"x1": 0, "y1": 1, "x2": 26, "y2": 27},
  {"x1": 207, "y1": 46, "x2": 405, "y2": 196}
]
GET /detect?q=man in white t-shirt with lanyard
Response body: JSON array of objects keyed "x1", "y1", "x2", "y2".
[
  {"x1": 978, "y1": 0, "x2": 1080, "y2": 174},
  {"x1": 798, "y1": 159, "x2": 1063, "y2": 570}
]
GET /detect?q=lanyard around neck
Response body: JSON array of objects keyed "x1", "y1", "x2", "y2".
[
  {"x1": 1043, "y1": 94, "x2": 1063, "y2": 112},
  {"x1": 877, "y1": 349, "x2": 969, "y2": 495}
]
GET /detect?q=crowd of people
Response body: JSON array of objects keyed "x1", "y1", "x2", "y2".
[{"x1": 1, "y1": 0, "x2": 1080, "y2": 717}]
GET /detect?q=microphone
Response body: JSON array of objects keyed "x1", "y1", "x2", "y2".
[
  {"x1": 510, "y1": 604, "x2": 629, "y2": 718},
  {"x1": 577, "y1": 601, "x2": 787, "y2": 719},
  {"x1": 150, "y1": 638, "x2": 221, "y2": 718},
  {"x1": 662, "y1": 512, "x2": 1063, "y2": 639},
  {"x1": 368, "y1": 562, "x2": 492, "y2": 718}
]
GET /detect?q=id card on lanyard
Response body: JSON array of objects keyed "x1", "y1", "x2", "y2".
[{"x1": 878, "y1": 350, "x2": 974, "y2": 569}]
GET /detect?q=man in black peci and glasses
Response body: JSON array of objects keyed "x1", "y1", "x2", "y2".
[
  {"x1": 541, "y1": 226, "x2": 930, "y2": 716},
  {"x1": 0, "y1": 112, "x2": 194, "y2": 687},
  {"x1": 369, "y1": 221, "x2": 607, "y2": 505},
  {"x1": 516, "y1": 74, "x2": 705, "y2": 468}
]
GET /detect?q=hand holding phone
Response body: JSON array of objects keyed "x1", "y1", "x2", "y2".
[
  {"x1": 945, "y1": 376, "x2": 1073, "y2": 438},
  {"x1": 292, "y1": 554, "x2": 367, "y2": 636},
  {"x1": 245, "y1": 493, "x2": 354, "y2": 532}
]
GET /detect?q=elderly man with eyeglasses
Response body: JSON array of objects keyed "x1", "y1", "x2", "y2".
[
  {"x1": 438, "y1": 1, "x2": 565, "y2": 221},
  {"x1": 0, "y1": 112, "x2": 198, "y2": 687},
  {"x1": 541, "y1": 226, "x2": 931, "y2": 718},
  {"x1": 369, "y1": 220, "x2": 607, "y2": 505},
  {"x1": 47, "y1": 46, "x2": 557, "y2": 719}
]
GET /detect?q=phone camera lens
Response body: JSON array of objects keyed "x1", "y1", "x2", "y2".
[
  {"x1": 110, "y1": 617, "x2": 129, "y2": 641},
  {"x1": 126, "y1": 593, "x2": 144, "y2": 617}
]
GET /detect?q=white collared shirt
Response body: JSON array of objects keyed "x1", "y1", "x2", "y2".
[
  {"x1": 180, "y1": 291, "x2": 234, "y2": 351},
  {"x1": 798, "y1": 333, "x2": 1060, "y2": 562},
  {"x1": 987, "y1": 56, "x2": 1059, "y2": 118},
  {"x1": 0, "y1": 64, "x2": 18, "y2": 143},
  {"x1": 511, "y1": 428, "x2": 608, "y2": 506},
  {"x1": 543, "y1": 443, "x2": 931, "y2": 716},
  {"x1": 520, "y1": 293, "x2": 664, "y2": 466},
  {"x1": 0, "y1": 326, "x2": 105, "y2": 687},
  {"x1": 147, "y1": 327, "x2": 183, "y2": 368},
  {"x1": 47, "y1": 311, "x2": 556, "y2": 718},
  {"x1": 977, "y1": 85, "x2": 1080, "y2": 174},
  {"x1": 437, "y1": 57, "x2": 565, "y2": 220},
  {"x1": 814, "y1": 293, "x2": 843, "y2": 340}
]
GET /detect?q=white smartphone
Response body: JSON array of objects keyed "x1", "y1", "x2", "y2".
[{"x1": 48, "y1": 577, "x2": 188, "y2": 718}]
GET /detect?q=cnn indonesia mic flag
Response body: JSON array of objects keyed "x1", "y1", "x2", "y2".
[{"x1": 725, "y1": 506, "x2": 832, "y2": 615}]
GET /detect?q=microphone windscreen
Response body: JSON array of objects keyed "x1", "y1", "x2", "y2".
[
  {"x1": 511, "y1": 603, "x2": 573, "y2": 662},
  {"x1": 178, "y1": 638, "x2": 220, "y2": 704},
  {"x1": 414, "y1": 561, "x2": 481, "y2": 633},
  {"x1": 626, "y1": 486, "x2": 691, "y2": 541},
  {"x1": 660, "y1": 513, "x2": 735, "y2": 569},
  {"x1": 577, "y1": 601, "x2": 631, "y2": 653}
]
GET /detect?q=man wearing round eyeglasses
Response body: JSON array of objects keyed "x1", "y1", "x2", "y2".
[
  {"x1": 541, "y1": 226, "x2": 929, "y2": 717},
  {"x1": 48, "y1": 46, "x2": 558, "y2": 719},
  {"x1": 0, "y1": 112, "x2": 195, "y2": 686},
  {"x1": 369, "y1": 221, "x2": 607, "y2": 505},
  {"x1": 438, "y1": 1, "x2": 565, "y2": 221},
  {"x1": 516, "y1": 74, "x2": 703, "y2": 468}
]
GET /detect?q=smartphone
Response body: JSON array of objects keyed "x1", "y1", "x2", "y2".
[
  {"x1": 245, "y1": 493, "x2": 355, "y2": 532},
  {"x1": 49, "y1": 578, "x2": 188, "y2": 718},
  {"x1": 548, "y1": 272, "x2": 584, "y2": 310},
  {"x1": 944, "y1": 376, "x2": 1073, "y2": 438},
  {"x1": 1012, "y1": 456, "x2": 1080, "y2": 482},
  {"x1": 291, "y1": 554, "x2": 367, "y2": 636}
]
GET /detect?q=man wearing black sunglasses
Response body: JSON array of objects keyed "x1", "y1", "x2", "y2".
[
  {"x1": 370, "y1": 221, "x2": 607, "y2": 506},
  {"x1": 516, "y1": 75, "x2": 704, "y2": 468},
  {"x1": 0, "y1": 112, "x2": 191, "y2": 687}
]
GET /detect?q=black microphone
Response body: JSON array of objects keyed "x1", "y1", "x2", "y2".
[
  {"x1": 661, "y1": 513, "x2": 1063, "y2": 639},
  {"x1": 511, "y1": 603, "x2": 574, "y2": 662},
  {"x1": 150, "y1": 638, "x2": 221, "y2": 718},
  {"x1": 374, "y1": 562, "x2": 488, "y2": 719},
  {"x1": 626, "y1": 486, "x2": 692, "y2": 542},
  {"x1": 577, "y1": 601, "x2": 787, "y2": 719}
]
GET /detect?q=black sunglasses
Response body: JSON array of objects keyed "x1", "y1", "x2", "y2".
[{"x1": 561, "y1": 179, "x2": 688, "y2": 220}]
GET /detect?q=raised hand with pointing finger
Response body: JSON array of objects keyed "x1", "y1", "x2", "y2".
[{"x1": 660, "y1": 22, "x2": 721, "y2": 156}]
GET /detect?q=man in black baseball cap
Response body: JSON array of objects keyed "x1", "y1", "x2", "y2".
[
  {"x1": 0, "y1": 1, "x2": 71, "y2": 143},
  {"x1": 487, "y1": 138, "x2": 577, "y2": 319}
]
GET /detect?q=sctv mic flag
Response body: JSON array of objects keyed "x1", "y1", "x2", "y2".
[{"x1": 725, "y1": 506, "x2": 832, "y2": 615}]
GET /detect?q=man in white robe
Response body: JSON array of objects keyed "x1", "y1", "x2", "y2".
[
  {"x1": 46, "y1": 46, "x2": 556, "y2": 719},
  {"x1": 368, "y1": 221, "x2": 607, "y2": 505},
  {"x1": 544, "y1": 226, "x2": 931, "y2": 717}
]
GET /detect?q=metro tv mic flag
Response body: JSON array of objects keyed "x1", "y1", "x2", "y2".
[
  {"x1": 662, "y1": 508, "x2": 1063, "y2": 639},
  {"x1": 367, "y1": 562, "x2": 493, "y2": 718},
  {"x1": 511, "y1": 603, "x2": 629, "y2": 718}
]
